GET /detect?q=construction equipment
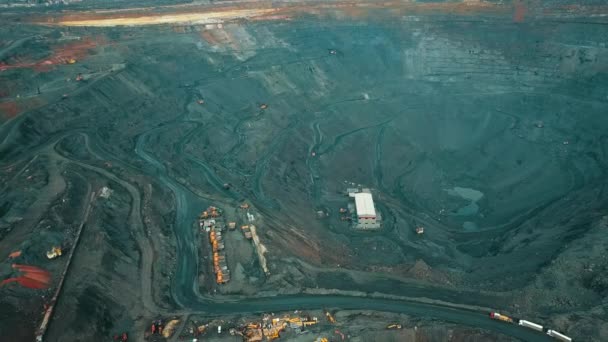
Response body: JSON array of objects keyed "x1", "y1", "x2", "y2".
[
  {"x1": 415, "y1": 226, "x2": 424, "y2": 235},
  {"x1": 46, "y1": 247, "x2": 62, "y2": 260},
  {"x1": 518, "y1": 319, "x2": 543, "y2": 332},
  {"x1": 241, "y1": 225, "x2": 252, "y2": 239},
  {"x1": 243, "y1": 323, "x2": 263, "y2": 342},
  {"x1": 8, "y1": 250, "x2": 21, "y2": 259},
  {"x1": 324, "y1": 310, "x2": 336, "y2": 324},
  {"x1": 204, "y1": 205, "x2": 230, "y2": 284},
  {"x1": 387, "y1": 323, "x2": 402, "y2": 329},
  {"x1": 489, "y1": 312, "x2": 514, "y2": 323},
  {"x1": 208, "y1": 206, "x2": 222, "y2": 217},
  {"x1": 201, "y1": 206, "x2": 222, "y2": 219},
  {"x1": 67, "y1": 58, "x2": 76, "y2": 64},
  {"x1": 289, "y1": 321, "x2": 303, "y2": 329},
  {"x1": 490, "y1": 311, "x2": 572, "y2": 341},
  {"x1": 163, "y1": 319, "x2": 180, "y2": 338},
  {"x1": 302, "y1": 317, "x2": 318, "y2": 327},
  {"x1": 266, "y1": 330, "x2": 280, "y2": 340},
  {"x1": 247, "y1": 323, "x2": 261, "y2": 329},
  {"x1": 151, "y1": 319, "x2": 163, "y2": 335},
  {"x1": 218, "y1": 270, "x2": 230, "y2": 283},
  {"x1": 197, "y1": 325, "x2": 206, "y2": 335},
  {"x1": 261, "y1": 319, "x2": 286, "y2": 341},
  {"x1": 546, "y1": 330, "x2": 572, "y2": 342}
]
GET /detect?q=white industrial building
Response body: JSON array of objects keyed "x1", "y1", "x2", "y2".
[{"x1": 349, "y1": 189, "x2": 381, "y2": 229}]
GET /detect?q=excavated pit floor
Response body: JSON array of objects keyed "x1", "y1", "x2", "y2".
[{"x1": 1, "y1": 2, "x2": 607, "y2": 341}]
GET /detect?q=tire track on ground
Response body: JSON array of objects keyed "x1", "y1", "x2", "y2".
[{"x1": 251, "y1": 119, "x2": 300, "y2": 208}]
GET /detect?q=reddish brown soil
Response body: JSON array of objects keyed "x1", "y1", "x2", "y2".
[
  {"x1": 1, "y1": 264, "x2": 52, "y2": 289},
  {"x1": 0, "y1": 101, "x2": 19, "y2": 119},
  {"x1": 513, "y1": 0, "x2": 527, "y2": 23},
  {"x1": 0, "y1": 37, "x2": 103, "y2": 73}
]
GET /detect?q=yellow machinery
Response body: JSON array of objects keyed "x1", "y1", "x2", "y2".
[
  {"x1": 162, "y1": 319, "x2": 180, "y2": 338},
  {"x1": 46, "y1": 246, "x2": 62, "y2": 259},
  {"x1": 303, "y1": 320, "x2": 317, "y2": 327},
  {"x1": 489, "y1": 312, "x2": 514, "y2": 323},
  {"x1": 266, "y1": 330, "x2": 280, "y2": 340},
  {"x1": 247, "y1": 323, "x2": 260, "y2": 329},
  {"x1": 288, "y1": 317, "x2": 303, "y2": 327},
  {"x1": 387, "y1": 323, "x2": 402, "y2": 329},
  {"x1": 324, "y1": 311, "x2": 336, "y2": 324}
]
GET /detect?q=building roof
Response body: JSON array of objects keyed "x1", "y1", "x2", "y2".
[
  {"x1": 354, "y1": 192, "x2": 376, "y2": 217},
  {"x1": 347, "y1": 188, "x2": 359, "y2": 197}
]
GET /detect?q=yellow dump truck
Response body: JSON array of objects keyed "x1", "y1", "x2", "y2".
[{"x1": 46, "y1": 247, "x2": 62, "y2": 259}]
